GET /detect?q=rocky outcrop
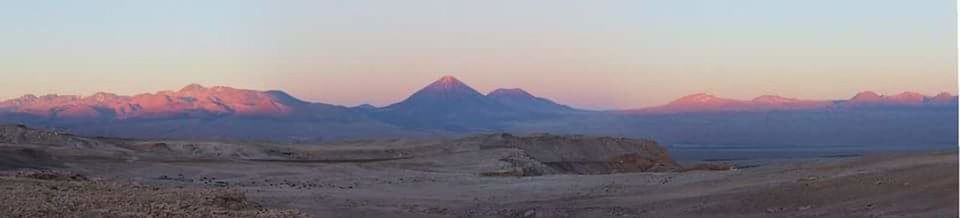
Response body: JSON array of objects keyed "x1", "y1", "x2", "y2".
[{"x1": 467, "y1": 133, "x2": 680, "y2": 175}]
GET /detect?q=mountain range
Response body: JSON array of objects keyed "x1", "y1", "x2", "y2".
[
  {"x1": 0, "y1": 76, "x2": 956, "y2": 145},
  {"x1": 630, "y1": 91, "x2": 957, "y2": 114}
]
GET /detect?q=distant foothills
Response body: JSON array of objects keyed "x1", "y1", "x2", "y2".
[{"x1": 1, "y1": 76, "x2": 957, "y2": 146}]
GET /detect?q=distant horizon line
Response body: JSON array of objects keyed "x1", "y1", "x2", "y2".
[{"x1": 2, "y1": 76, "x2": 956, "y2": 110}]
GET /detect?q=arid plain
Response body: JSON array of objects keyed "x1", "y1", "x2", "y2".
[{"x1": 1, "y1": 124, "x2": 956, "y2": 218}]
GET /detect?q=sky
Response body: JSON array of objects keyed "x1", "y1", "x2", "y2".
[{"x1": 0, "y1": 0, "x2": 956, "y2": 109}]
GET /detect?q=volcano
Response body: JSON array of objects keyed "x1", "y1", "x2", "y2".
[
  {"x1": 377, "y1": 76, "x2": 512, "y2": 129},
  {"x1": 487, "y1": 88, "x2": 574, "y2": 112}
]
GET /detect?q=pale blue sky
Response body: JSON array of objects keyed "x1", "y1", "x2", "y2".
[{"x1": 0, "y1": 0, "x2": 955, "y2": 109}]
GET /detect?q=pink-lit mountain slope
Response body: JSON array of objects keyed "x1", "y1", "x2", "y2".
[
  {"x1": 0, "y1": 84, "x2": 322, "y2": 119},
  {"x1": 630, "y1": 93, "x2": 831, "y2": 114},
  {"x1": 629, "y1": 92, "x2": 956, "y2": 114}
]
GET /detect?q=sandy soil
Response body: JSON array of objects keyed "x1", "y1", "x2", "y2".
[
  {"x1": 35, "y1": 151, "x2": 951, "y2": 218},
  {"x1": 0, "y1": 170, "x2": 303, "y2": 217},
  {"x1": 0, "y1": 125, "x2": 956, "y2": 217}
]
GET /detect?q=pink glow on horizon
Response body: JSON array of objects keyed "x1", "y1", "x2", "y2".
[{"x1": 1, "y1": 1, "x2": 955, "y2": 109}]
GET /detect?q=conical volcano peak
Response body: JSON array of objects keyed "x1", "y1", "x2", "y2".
[
  {"x1": 425, "y1": 75, "x2": 471, "y2": 91},
  {"x1": 413, "y1": 75, "x2": 483, "y2": 96},
  {"x1": 384, "y1": 75, "x2": 506, "y2": 123},
  {"x1": 438, "y1": 75, "x2": 458, "y2": 82}
]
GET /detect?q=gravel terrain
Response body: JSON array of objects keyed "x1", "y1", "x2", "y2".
[{"x1": 0, "y1": 125, "x2": 956, "y2": 217}]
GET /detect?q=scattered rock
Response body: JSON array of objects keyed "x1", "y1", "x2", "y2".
[{"x1": 0, "y1": 171, "x2": 303, "y2": 217}]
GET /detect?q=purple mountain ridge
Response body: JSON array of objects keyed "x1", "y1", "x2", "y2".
[
  {"x1": 0, "y1": 75, "x2": 956, "y2": 146},
  {"x1": 1, "y1": 76, "x2": 953, "y2": 117},
  {"x1": 487, "y1": 88, "x2": 575, "y2": 112}
]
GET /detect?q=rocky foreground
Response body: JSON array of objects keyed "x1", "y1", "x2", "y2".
[
  {"x1": 0, "y1": 170, "x2": 302, "y2": 217},
  {"x1": 0, "y1": 124, "x2": 956, "y2": 217}
]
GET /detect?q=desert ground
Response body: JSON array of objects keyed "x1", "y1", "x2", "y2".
[{"x1": 0, "y1": 124, "x2": 956, "y2": 218}]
